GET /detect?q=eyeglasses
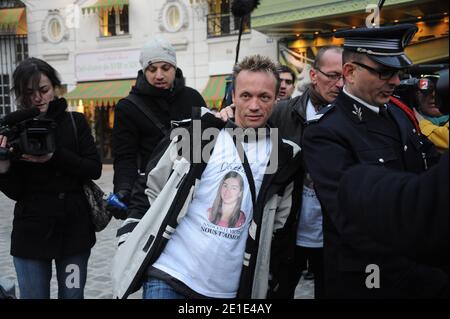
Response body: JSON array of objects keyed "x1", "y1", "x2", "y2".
[
  {"x1": 316, "y1": 69, "x2": 343, "y2": 82},
  {"x1": 351, "y1": 61, "x2": 401, "y2": 80}
]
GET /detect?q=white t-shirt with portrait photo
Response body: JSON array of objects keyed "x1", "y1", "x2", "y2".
[{"x1": 152, "y1": 129, "x2": 271, "y2": 298}]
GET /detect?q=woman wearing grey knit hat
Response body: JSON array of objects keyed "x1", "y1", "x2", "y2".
[{"x1": 110, "y1": 36, "x2": 206, "y2": 219}]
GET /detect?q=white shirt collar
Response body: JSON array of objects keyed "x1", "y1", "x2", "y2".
[
  {"x1": 343, "y1": 86, "x2": 381, "y2": 114},
  {"x1": 306, "y1": 98, "x2": 318, "y2": 121}
]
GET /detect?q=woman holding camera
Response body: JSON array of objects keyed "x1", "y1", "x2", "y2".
[{"x1": 0, "y1": 58, "x2": 101, "y2": 299}]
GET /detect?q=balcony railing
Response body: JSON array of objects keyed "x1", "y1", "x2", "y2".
[
  {"x1": 207, "y1": 13, "x2": 250, "y2": 38},
  {"x1": 0, "y1": 0, "x2": 25, "y2": 9}
]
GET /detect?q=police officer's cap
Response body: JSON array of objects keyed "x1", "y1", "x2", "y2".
[{"x1": 335, "y1": 24, "x2": 418, "y2": 69}]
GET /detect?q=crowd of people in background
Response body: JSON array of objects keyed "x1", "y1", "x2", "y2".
[{"x1": 0, "y1": 22, "x2": 448, "y2": 299}]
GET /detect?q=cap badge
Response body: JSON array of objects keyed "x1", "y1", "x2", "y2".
[{"x1": 352, "y1": 104, "x2": 363, "y2": 121}]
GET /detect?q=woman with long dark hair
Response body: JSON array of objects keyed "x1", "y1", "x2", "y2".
[
  {"x1": 0, "y1": 57, "x2": 101, "y2": 299},
  {"x1": 208, "y1": 171, "x2": 245, "y2": 228}
]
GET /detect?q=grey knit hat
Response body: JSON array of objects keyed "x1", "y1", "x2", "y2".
[{"x1": 139, "y1": 36, "x2": 177, "y2": 71}]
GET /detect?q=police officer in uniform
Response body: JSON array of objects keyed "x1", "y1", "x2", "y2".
[{"x1": 302, "y1": 24, "x2": 443, "y2": 298}]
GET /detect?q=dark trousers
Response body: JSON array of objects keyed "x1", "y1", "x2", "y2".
[{"x1": 270, "y1": 246, "x2": 324, "y2": 299}]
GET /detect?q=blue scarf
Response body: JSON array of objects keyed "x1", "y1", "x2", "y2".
[{"x1": 421, "y1": 113, "x2": 449, "y2": 126}]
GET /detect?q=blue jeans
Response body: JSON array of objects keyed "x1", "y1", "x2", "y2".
[
  {"x1": 143, "y1": 278, "x2": 185, "y2": 299},
  {"x1": 13, "y1": 251, "x2": 90, "y2": 299}
]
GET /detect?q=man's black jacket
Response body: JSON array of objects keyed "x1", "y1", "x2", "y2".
[{"x1": 112, "y1": 69, "x2": 206, "y2": 194}]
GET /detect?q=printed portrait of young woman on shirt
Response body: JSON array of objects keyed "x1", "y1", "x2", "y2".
[{"x1": 207, "y1": 171, "x2": 246, "y2": 228}]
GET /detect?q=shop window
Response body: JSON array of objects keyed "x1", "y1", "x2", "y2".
[
  {"x1": 15, "y1": 35, "x2": 27, "y2": 62},
  {"x1": 207, "y1": 0, "x2": 250, "y2": 38},
  {"x1": 0, "y1": 74, "x2": 11, "y2": 116},
  {"x1": 100, "y1": 5, "x2": 129, "y2": 37}
]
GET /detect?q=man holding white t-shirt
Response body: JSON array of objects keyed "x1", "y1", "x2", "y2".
[{"x1": 112, "y1": 55, "x2": 303, "y2": 299}]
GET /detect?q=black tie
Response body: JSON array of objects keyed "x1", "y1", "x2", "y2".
[
  {"x1": 379, "y1": 105, "x2": 401, "y2": 139},
  {"x1": 379, "y1": 105, "x2": 389, "y2": 118}
]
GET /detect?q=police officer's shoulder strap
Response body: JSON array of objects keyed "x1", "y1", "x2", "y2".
[
  {"x1": 305, "y1": 104, "x2": 335, "y2": 125},
  {"x1": 125, "y1": 94, "x2": 168, "y2": 135}
]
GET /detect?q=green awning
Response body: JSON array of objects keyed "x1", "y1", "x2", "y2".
[
  {"x1": 65, "y1": 79, "x2": 135, "y2": 106},
  {"x1": 82, "y1": 0, "x2": 129, "y2": 14},
  {"x1": 202, "y1": 75, "x2": 228, "y2": 109},
  {"x1": 251, "y1": 0, "x2": 417, "y2": 34},
  {"x1": 0, "y1": 7, "x2": 25, "y2": 31}
]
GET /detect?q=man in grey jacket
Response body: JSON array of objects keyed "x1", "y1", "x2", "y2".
[{"x1": 112, "y1": 55, "x2": 303, "y2": 299}]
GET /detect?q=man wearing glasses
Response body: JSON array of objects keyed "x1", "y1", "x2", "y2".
[
  {"x1": 302, "y1": 24, "x2": 442, "y2": 298},
  {"x1": 309, "y1": 47, "x2": 344, "y2": 105}
]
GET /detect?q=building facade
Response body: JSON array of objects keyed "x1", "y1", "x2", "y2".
[
  {"x1": 18, "y1": 0, "x2": 277, "y2": 161},
  {"x1": 0, "y1": 0, "x2": 28, "y2": 116},
  {"x1": 4, "y1": 0, "x2": 447, "y2": 161},
  {"x1": 252, "y1": 0, "x2": 449, "y2": 92}
]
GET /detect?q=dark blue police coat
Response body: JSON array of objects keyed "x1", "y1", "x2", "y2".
[
  {"x1": 338, "y1": 151, "x2": 448, "y2": 279},
  {"x1": 302, "y1": 90, "x2": 443, "y2": 298}
]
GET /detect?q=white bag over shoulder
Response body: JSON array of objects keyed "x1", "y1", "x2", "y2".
[{"x1": 111, "y1": 157, "x2": 191, "y2": 299}]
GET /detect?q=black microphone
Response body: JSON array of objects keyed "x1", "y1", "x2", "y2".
[
  {"x1": 0, "y1": 107, "x2": 40, "y2": 126},
  {"x1": 220, "y1": 0, "x2": 261, "y2": 109},
  {"x1": 231, "y1": 0, "x2": 260, "y2": 17}
]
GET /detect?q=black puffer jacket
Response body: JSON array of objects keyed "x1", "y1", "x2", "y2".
[
  {"x1": 0, "y1": 98, "x2": 102, "y2": 259},
  {"x1": 112, "y1": 68, "x2": 206, "y2": 194}
]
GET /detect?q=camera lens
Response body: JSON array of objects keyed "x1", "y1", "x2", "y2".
[{"x1": 27, "y1": 138, "x2": 43, "y2": 152}]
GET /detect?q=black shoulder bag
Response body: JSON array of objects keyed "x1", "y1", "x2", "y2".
[{"x1": 69, "y1": 112, "x2": 111, "y2": 232}]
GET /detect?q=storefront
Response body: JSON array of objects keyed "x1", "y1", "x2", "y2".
[
  {"x1": 251, "y1": 0, "x2": 448, "y2": 80},
  {"x1": 201, "y1": 74, "x2": 229, "y2": 110},
  {"x1": 65, "y1": 79, "x2": 135, "y2": 162},
  {"x1": 0, "y1": 4, "x2": 28, "y2": 115},
  {"x1": 65, "y1": 48, "x2": 140, "y2": 162}
]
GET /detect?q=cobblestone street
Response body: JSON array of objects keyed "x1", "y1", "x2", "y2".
[{"x1": 0, "y1": 165, "x2": 312, "y2": 299}]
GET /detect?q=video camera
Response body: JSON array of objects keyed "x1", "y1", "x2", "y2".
[
  {"x1": 394, "y1": 64, "x2": 449, "y2": 115},
  {"x1": 0, "y1": 107, "x2": 56, "y2": 160}
]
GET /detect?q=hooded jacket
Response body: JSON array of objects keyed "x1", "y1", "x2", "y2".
[{"x1": 112, "y1": 69, "x2": 206, "y2": 194}]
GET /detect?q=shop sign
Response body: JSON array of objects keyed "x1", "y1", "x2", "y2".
[{"x1": 76, "y1": 49, "x2": 140, "y2": 81}]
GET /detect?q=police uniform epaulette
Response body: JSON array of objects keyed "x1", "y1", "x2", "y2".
[{"x1": 306, "y1": 104, "x2": 335, "y2": 124}]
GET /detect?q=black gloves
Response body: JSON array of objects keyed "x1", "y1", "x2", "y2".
[
  {"x1": 106, "y1": 189, "x2": 130, "y2": 220},
  {"x1": 116, "y1": 189, "x2": 131, "y2": 204}
]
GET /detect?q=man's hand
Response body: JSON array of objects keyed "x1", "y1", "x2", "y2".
[
  {"x1": 214, "y1": 104, "x2": 235, "y2": 121},
  {"x1": 115, "y1": 189, "x2": 131, "y2": 205},
  {"x1": 107, "y1": 189, "x2": 131, "y2": 220}
]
